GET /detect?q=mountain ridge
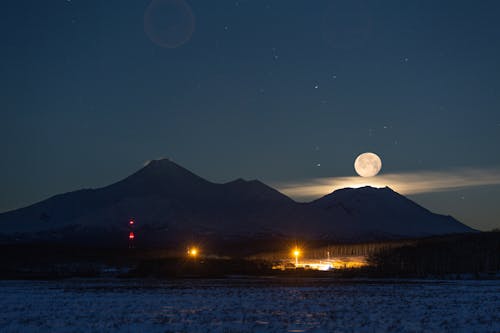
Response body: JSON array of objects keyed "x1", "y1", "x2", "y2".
[{"x1": 0, "y1": 159, "x2": 475, "y2": 246}]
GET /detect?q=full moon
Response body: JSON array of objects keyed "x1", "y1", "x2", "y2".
[{"x1": 354, "y1": 152, "x2": 382, "y2": 177}]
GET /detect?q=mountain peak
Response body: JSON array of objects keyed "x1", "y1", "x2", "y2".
[
  {"x1": 139, "y1": 158, "x2": 196, "y2": 175},
  {"x1": 320, "y1": 185, "x2": 395, "y2": 200},
  {"x1": 311, "y1": 185, "x2": 475, "y2": 236},
  {"x1": 107, "y1": 158, "x2": 213, "y2": 196},
  {"x1": 226, "y1": 178, "x2": 247, "y2": 184},
  {"x1": 143, "y1": 158, "x2": 177, "y2": 168},
  {"x1": 0, "y1": 161, "x2": 474, "y2": 243},
  {"x1": 340, "y1": 185, "x2": 394, "y2": 192}
]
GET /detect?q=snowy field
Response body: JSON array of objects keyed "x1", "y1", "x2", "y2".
[{"x1": 0, "y1": 278, "x2": 499, "y2": 332}]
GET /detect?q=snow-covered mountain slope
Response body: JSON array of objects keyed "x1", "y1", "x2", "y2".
[
  {"x1": 0, "y1": 159, "x2": 475, "y2": 245},
  {"x1": 310, "y1": 186, "x2": 475, "y2": 238},
  {"x1": 0, "y1": 160, "x2": 318, "y2": 242}
]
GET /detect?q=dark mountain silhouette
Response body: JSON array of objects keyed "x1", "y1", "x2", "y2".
[
  {"x1": 311, "y1": 186, "x2": 474, "y2": 238},
  {"x1": 0, "y1": 159, "x2": 475, "y2": 247}
]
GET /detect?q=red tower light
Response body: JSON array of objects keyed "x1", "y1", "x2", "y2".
[
  {"x1": 129, "y1": 219, "x2": 135, "y2": 225},
  {"x1": 129, "y1": 232, "x2": 135, "y2": 240}
]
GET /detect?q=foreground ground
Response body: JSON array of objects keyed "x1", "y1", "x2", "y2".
[{"x1": 0, "y1": 278, "x2": 499, "y2": 332}]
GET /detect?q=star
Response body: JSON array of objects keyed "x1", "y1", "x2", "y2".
[{"x1": 271, "y1": 48, "x2": 279, "y2": 60}]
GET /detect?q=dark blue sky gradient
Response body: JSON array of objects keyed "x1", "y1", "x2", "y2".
[{"x1": 1, "y1": 0, "x2": 499, "y2": 230}]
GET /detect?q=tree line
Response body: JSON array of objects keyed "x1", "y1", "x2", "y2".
[{"x1": 367, "y1": 232, "x2": 500, "y2": 277}]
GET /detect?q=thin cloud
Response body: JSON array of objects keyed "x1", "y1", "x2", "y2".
[{"x1": 277, "y1": 168, "x2": 500, "y2": 201}]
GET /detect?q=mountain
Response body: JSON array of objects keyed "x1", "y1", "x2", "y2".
[
  {"x1": 0, "y1": 159, "x2": 475, "y2": 247},
  {"x1": 310, "y1": 186, "x2": 475, "y2": 239}
]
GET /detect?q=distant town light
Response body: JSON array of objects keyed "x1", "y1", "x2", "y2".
[
  {"x1": 293, "y1": 247, "x2": 301, "y2": 266},
  {"x1": 188, "y1": 247, "x2": 198, "y2": 257}
]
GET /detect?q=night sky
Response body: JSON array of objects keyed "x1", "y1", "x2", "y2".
[{"x1": 2, "y1": 0, "x2": 500, "y2": 231}]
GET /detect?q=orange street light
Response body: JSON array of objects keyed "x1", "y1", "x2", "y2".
[
  {"x1": 187, "y1": 247, "x2": 198, "y2": 258},
  {"x1": 293, "y1": 247, "x2": 301, "y2": 266}
]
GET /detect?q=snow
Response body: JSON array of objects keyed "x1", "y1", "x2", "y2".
[
  {"x1": 0, "y1": 278, "x2": 499, "y2": 332},
  {"x1": 0, "y1": 159, "x2": 473, "y2": 243}
]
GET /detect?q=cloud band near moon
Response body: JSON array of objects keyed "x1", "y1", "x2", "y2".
[{"x1": 277, "y1": 167, "x2": 500, "y2": 201}]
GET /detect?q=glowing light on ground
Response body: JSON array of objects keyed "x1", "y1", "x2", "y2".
[
  {"x1": 292, "y1": 247, "x2": 301, "y2": 266},
  {"x1": 187, "y1": 247, "x2": 198, "y2": 257},
  {"x1": 271, "y1": 246, "x2": 369, "y2": 271}
]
